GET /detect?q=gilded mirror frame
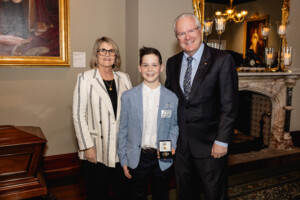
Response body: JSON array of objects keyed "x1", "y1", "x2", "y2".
[
  {"x1": 0, "y1": 0, "x2": 70, "y2": 67},
  {"x1": 192, "y1": 0, "x2": 205, "y2": 27},
  {"x1": 192, "y1": 0, "x2": 290, "y2": 52}
]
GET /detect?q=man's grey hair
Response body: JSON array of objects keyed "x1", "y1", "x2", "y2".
[{"x1": 173, "y1": 13, "x2": 202, "y2": 36}]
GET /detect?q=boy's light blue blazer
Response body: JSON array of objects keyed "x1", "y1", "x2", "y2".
[{"x1": 118, "y1": 83, "x2": 179, "y2": 171}]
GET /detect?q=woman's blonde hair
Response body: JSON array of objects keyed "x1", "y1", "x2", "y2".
[{"x1": 90, "y1": 36, "x2": 121, "y2": 69}]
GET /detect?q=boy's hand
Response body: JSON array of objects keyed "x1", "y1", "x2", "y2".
[
  {"x1": 171, "y1": 148, "x2": 175, "y2": 155},
  {"x1": 157, "y1": 148, "x2": 176, "y2": 159},
  {"x1": 123, "y1": 165, "x2": 132, "y2": 179}
]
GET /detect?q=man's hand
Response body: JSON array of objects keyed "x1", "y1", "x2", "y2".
[
  {"x1": 123, "y1": 165, "x2": 132, "y2": 179},
  {"x1": 84, "y1": 147, "x2": 97, "y2": 164},
  {"x1": 211, "y1": 143, "x2": 228, "y2": 159}
]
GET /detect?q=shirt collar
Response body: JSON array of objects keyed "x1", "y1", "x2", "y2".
[
  {"x1": 143, "y1": 83, "x2": 161, "y2": 94},
  {"x1": 183, "y1": 42, "x2": 205, "y2": 62}
]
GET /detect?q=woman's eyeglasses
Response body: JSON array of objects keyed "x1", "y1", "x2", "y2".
[{"x1": 97, "y1": 48, "x2": 116, "y2": 56}]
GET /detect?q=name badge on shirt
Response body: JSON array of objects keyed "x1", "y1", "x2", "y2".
[{"x1": 161, "y1": 110, "x2": 172, "y2": 118}]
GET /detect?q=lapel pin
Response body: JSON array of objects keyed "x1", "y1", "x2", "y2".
[{"x1": 165, "y1": 103, "x2": 171, "y2": 108}]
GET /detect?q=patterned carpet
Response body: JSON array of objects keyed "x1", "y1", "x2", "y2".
[
  {"x1": 160, "y1": 170, "x2": 300, "y2": 200},
  {"x1": 229, "y1": 170, "x2": 300, "y2": 200}
]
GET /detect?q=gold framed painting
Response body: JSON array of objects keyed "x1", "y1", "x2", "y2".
[
  {"x1": 243, "y1": 16, "x2": 269, "y2": 59},
  {"x1": 0, "y1": 0, "x2": 70, "y2": 67}
]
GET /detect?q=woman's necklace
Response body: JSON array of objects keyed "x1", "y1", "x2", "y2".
[
  {"x1": 98, "y1": 68, "x2": 114, "y2": 91},
  {"x1": 104, "y1": 80, "x2": 113, "y2": 91}
]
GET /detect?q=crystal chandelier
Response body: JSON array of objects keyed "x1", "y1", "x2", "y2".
[{"x1": 215, "y1": 0, "x2": 248, "y2": 23}]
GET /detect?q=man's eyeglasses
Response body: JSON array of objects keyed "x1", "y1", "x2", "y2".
[
  {"x1": 176, "y1": 26, "x2": 200, "y2": 39},
  {"x1": 97, "y1": 48, "x2": 116, "y2": 56}
]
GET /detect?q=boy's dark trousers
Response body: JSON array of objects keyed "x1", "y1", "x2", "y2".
[{"x1": 129, "y1": 148, "x2": 170, "y2": 200}]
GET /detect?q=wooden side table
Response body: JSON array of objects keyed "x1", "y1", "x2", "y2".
[{"x1": 0, "y1": 125, "x2": 47, "y2": 200}]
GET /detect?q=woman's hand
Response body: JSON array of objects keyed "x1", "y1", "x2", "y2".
[{"x1": 84, "y1": 147, "x2": 97, "y2": 164}]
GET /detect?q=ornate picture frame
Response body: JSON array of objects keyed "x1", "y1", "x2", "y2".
[
  {"x1": 243, "y1": 16, "x2": 269, "y2": 59},
  {"x1": 0, "y1": 0, "x2": 70, "y2": 67}
]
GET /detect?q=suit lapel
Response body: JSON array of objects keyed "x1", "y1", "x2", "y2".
[
  {"x1": 114, "y1": 71, "x2": 121, "y2": 121},
  {"x1": 188, "y1": 44, "x2": 211, "y2": 101},
  {"x1": 114, "y1": 71, "x2": 120, "y2": 96},
  {"x1": 156, "y1": 87, "x2": 165, "y2": 135},
  {"x1": 174, "y1": 53, "x2": 187, "y2": 102},
  {"x1": 133, "y1": 84, "x2": 144, "y2": 133},
  {"x1": 91, "y1": 68, "x2": 116, "y2": 120}
]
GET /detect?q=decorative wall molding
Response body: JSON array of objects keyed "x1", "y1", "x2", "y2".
[{"x1": 43, "y1": 153, "x2": 80, "y2": 181}]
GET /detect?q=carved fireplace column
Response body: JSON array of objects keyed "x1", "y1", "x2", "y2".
[{"x1": 282, "y1": 76, "x2": 300, "y2": 148}]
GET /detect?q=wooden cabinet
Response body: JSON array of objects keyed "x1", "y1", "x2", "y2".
[{"x1": 0, "y1": 125, "x2": 47, "y2": 200}]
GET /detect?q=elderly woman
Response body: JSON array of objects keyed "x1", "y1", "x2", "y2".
[{"x1": 73, "y1": 37, "x2": 132, "y2": 200}]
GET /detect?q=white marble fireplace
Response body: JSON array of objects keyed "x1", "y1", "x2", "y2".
[{"x1": 238, "y1": 71, "x2": 300, "y2": 149}]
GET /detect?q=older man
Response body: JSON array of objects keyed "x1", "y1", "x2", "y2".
[{"x1": 165, "y1": 13, "x2": 239, "y2": 200}]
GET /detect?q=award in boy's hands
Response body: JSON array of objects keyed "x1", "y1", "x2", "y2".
[{"x1": 159, "y1": 140, "x2": 172, "y2": 159}]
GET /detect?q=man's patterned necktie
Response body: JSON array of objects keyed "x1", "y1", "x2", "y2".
[{"x1": 183, "y1": 56, "x2": 193, "y2": 100}]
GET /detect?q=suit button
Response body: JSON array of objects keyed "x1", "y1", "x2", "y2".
[{"x1": 139, "y1": 145, "x2": 141, "y2": 148}]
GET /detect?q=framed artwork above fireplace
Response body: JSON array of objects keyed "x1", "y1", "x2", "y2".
[{"x1": 243, "y1": 16, "x2": 269, "y2": 60}]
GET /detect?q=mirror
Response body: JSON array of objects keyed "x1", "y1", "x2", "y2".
[{"x1": 193, "y1": 0, "x2": 290, "y2": 66}]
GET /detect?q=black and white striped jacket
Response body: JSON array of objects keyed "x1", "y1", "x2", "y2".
[{"x1": 73, "y1": 68, "x2": 132, "y2": 167}]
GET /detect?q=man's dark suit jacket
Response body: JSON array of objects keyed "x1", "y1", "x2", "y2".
[{"x1": 165, "y1": 43, "x2": 239, "y2": 158}]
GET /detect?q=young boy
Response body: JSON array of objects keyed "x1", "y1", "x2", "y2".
[{"x1": 118, "y1": 47, "x2": 179, "y2": 200}]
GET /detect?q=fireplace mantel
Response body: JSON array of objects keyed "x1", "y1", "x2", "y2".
[
  {"x1": 238, "y1": 71, "x2": 300, "y2": 77},
  {"x1": 237, "y1": 71, "x2": 300, "y2": 149}
]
